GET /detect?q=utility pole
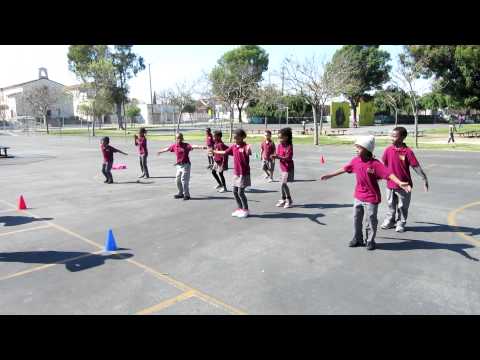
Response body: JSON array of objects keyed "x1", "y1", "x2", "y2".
[
  {"x1": 149, "y1": 64, "x2": 153, "y2": 125},
  {"x1": 281, "y1": 66, "x2": 285, "y2": 96}
]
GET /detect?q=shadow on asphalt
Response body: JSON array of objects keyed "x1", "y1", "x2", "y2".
[
  {"x1": 409, "y1": 221, "x2": 480, "y2": 237},
  {"x1": 296, "y1": 203, "x2": 352, "y2": 210},
  {"x1": 145, "y1": 176, "x2": 176, "y2": 179},
  {"x1": 245, "y1": 189, "x2": 278, "y2": 193},
  {"x1": 0, "y1": 251, "x2": 134, "y2": 272},
  {"x1": 376, "y1": 236, "x2": 478, "y2": 261},
  {"x1": 249, "y1": 212, "x2": 326, "y2": 225},
  {"x1": 293, "y1": 179, "x2": 318, "y2": 182},
  {"x1": 0, "y1": 216, "x2": 53, "y2": 227}
]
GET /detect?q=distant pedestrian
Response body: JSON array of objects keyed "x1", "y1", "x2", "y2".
[
  {"x1": 448, "y1": 123, "x2": 456, "y2": 144},
  {"x1": 321, "y1": 135, "x2": 411, "y2": 250},
  {"x1": 100, "y1": 137, "x2": 128, "y2": 184},
  {"x1": 134, "y1": 127, "x2": 149, "y2": 178},
  {"x1": 157, "y1": 133, "x2": 207, "y2": 200}
]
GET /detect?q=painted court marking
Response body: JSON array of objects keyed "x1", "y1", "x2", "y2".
[
  {"x1": 0, "y1": 199, "x2": 247, "y2": 315},
  {"x1": 448, "y1": 201, "x2": 480, "y2": 247},
  {"x1": 136, "y1": 290, "x2": 196, "y2": 315}
]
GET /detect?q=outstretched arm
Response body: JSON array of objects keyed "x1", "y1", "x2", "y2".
[
  {"x1": 412, "y1": 165, "x2": 429, "y2": 192},
  {"x1": 321, "y1": 168, "x2": 347, "y2": 181},
  {"x1": 388, "y1": 174, "x2": 412, "y2": 192},
  {"x1": 157, "y1": 147, "x2": 170, "y2": 155},
  {"x1": 191, "y1": 145, "x2": 208, "y2": 150}
]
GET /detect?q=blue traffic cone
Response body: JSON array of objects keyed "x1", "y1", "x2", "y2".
[{"x1": 105, "y1": 229, "x2": 118, "y2": 251}]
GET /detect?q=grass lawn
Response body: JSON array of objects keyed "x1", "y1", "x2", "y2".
[
  {"x1": 425, "y1": 124, "x2": 480, "y2": 135},
  {"x1": 46, "y1": 127, "x2": 480, "y2": 151}
]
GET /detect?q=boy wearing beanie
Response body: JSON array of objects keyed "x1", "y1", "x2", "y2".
[{"x1": 321, "y1": 136, "x2": 412, "y2": 250}]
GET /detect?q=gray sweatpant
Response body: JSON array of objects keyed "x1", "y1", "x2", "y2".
[
  {"x1": 353, "y1": 199, "x2": 379, "y2": 245},
  {"x1": 176, "y1": 163, "x2": 191, "y2": 197},
  {"x1": 384, "y1": 188, "x2": 411, "y2": 226}
]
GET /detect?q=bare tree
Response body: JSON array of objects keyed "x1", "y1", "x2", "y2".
[
  {"x1": 22, "y1": 85, "x2": 66, "y2": 134},
  {"x1": 283, "y1": 56, "x2": 350, "y2": 145},
  {"x1": 392, "y1": 52, "x2": 427, "y2": 148},
  {"x1": 163, "y1": 81, "x2": 197, "y2": 138}
]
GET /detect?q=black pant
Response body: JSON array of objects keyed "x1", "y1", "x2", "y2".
[
  {"x1": 448, "y1": 133, "x2": 455, "y2": 143},
  {"x1": 281, "y1": 183, "x2": 292, "y2": 201},
  {"x1": 208, "y1": 155, "x2": 214, "y2": 166},
  {"x1": 212, "y1": 170, "x2": 226, "y2": 188},
  {"x1": 102, "y1": 161, "x2": 113, "y2": 182},
  {"x1": 233, "y1": 186, "x2": 248, "y2": 210},
  {"x1": 139, "y1": 154, "x2": 149, "y2": 177}
]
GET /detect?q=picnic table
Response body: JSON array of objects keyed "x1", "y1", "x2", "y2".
[
  {"x1": 458, "y1": 131, "x2": 480, "y2": 138},
  {"x1": 328, "y1": 129, "x2": 347, "y2": 136},
  {"x1": 0, "y1": 146, "x2": 9, "y2": 157}
]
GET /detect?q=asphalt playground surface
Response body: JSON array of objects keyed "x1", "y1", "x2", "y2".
[{"x1": 0, "y1": 133, "x2": 479, "y2": 315}]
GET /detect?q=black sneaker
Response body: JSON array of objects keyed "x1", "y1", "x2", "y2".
[
  {"x1": 183, "y1": 196, "x2": 191, "y2": 201},
  {"x1": 107, "y1": 179, "x2": 114, "y2": 184},
  {"x1": 366, "y1": 242, "x2": 376, "y2": 251},
  {"x1": 349, "y1": 239, "x2": 365, "y2": 247},
  {"x1": 174, "y1": 194, "x2": 184, "y2": 199},
  {"x1": 104, "y1": 180, "x2": 109, "y2": 183}
]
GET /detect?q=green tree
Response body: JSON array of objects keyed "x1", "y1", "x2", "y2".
[
  {"x1": 246, "y1": 84, "x2": 283, "y2": 127},
  {"x1": 329, "y1": 45, "x2": 391, "y2": 127},
  {"x1": 67, "y1": 45, "x2": 115, "y2": 136},
  {"x1": 407, "y1": 45, "x2": 480, "y2": 110},
  {"x1": 125, "y1": 99, "x2": 141, "y2": 125},
  {"x1": 216, "y1": 45, "x2": 269, "y2": 124},
  {"x1": 109, "y1": 45, "x2": 145, "y2": 130}
]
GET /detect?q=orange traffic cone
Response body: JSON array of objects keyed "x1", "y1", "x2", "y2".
[{"x1": 18, "y1": 195, "x2": 27, "y2": 210}]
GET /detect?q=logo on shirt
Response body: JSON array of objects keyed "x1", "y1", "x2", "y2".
[
  {"x1": 367, "y1": 167, "x2": 375, "y2": 175},
  {"x1": 399, "y1": 154, "x2": 406, "y2": 161}
]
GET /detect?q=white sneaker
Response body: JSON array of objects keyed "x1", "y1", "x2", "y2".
[
  {"x1": 218, "y1": 187, "x2": 227, "y2": 193},
  {"x1": 237, "y1": 209, "x2": 249, "y2": 218},
  {"x1": 232, "y1": 209, "x2": 242, "y2": 217},
  {"x1": 264, "y1": 175, "x2": 270, "y2": 179},
  {"x1": 284, "y1": 200, "x2": 292, "y2": 209},
  {"x1": 276, "y1": 200, "x2": 286, "y2": 207},
  {"x1": 267, "y1": 178, "x2": 273, "y2": 183},
  {"x1": 215, "y1": 185, "x2": 223, "y2": 189},
  {"x1": 395, "y1": 224, "x2": 406, "y2": 233}
]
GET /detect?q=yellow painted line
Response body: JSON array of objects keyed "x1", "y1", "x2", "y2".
[
  {"x1": 0, "y1": 224, "x2": 51, "y2": 237},
  {"x1": 136, "y1": 290, "x2": 196, "y2": 315},
  {"x1": 127, "y1": 258, "x2": 248, "y2": 315},
  {"x1": 0, "y1": 199, "x2": 248, "y2": 315},
  {"x1": 0, "y1": 250, "x2": 104, "y2": 282},
  {"x1": 447, "y1": 201, "x2": 480, "y2": 247}
]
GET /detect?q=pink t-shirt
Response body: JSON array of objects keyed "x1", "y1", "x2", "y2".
[
  {"x1": 168, "y1": 142, "x2": 193, "y2": 164},
  {"x1": 382, "y1": 144, "x2": 419, "y2": 190},
  {"x1": 135, "y1": 136, "x2": 148, "y2": 155},
  {"x1": 261, "y1": 140, "x2": 276, "y2": 160},
  {"x1": 224, "y1": 143, "x2": 251, "y2": 176},
  {"x1": 213, "y1": 141, "x2": 228, "y2": 167},
  {"x1": 343, "y1": 156, "x2": 392, "y2": 204},
  {"x1": 206, "y1": 134, "x2": 215, "y2": 148},
  {"x1": 276, "y1": 143, "x2": 294, "y2": 172}
]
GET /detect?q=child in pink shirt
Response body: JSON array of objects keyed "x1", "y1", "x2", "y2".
[
  {"x1": 321, "y1": 135, "x2": 411, "y2": 250},
  {"x1": 260, "y1": 130, "x2": 276, "y2": 182},
  {"x1": 211, "y1": 130, "x2": 229, "y2": 193},
  {"x1": 380, "y1": 127, "x2": 429, "y2": 233},
  {"x1": 211, "y1": 128, "x2": 252, "y2": 218},
  {"x1": 157, "y1": 133, "x2": 206, "y2": 200},
  {"x1": 271, "y1": 127, "x2": 294, "y2": 208},
  {"x1": 134, "y1": 127, "x2": 149, "y2": 178},
  {"x1": 206, "y1": 127, "x2": 215, "y2": 169}
]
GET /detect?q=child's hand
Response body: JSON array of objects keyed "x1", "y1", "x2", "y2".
[
  {"x1": 424, "y1": 181, "x2": 429, "y2": 192},
  {"x1": 321, "y1": 174, "x2": 331, "y2": 181},
  {"x1": 157, "y1": 151, "x2": 162, "y2": 155},
  {"x1": 399, "y1": 182, "x2": 412, "y2": 193}
]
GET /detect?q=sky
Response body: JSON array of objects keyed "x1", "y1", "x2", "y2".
[{"x1": 0, "y1": 45, "x2": 430, "y2": 103}]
